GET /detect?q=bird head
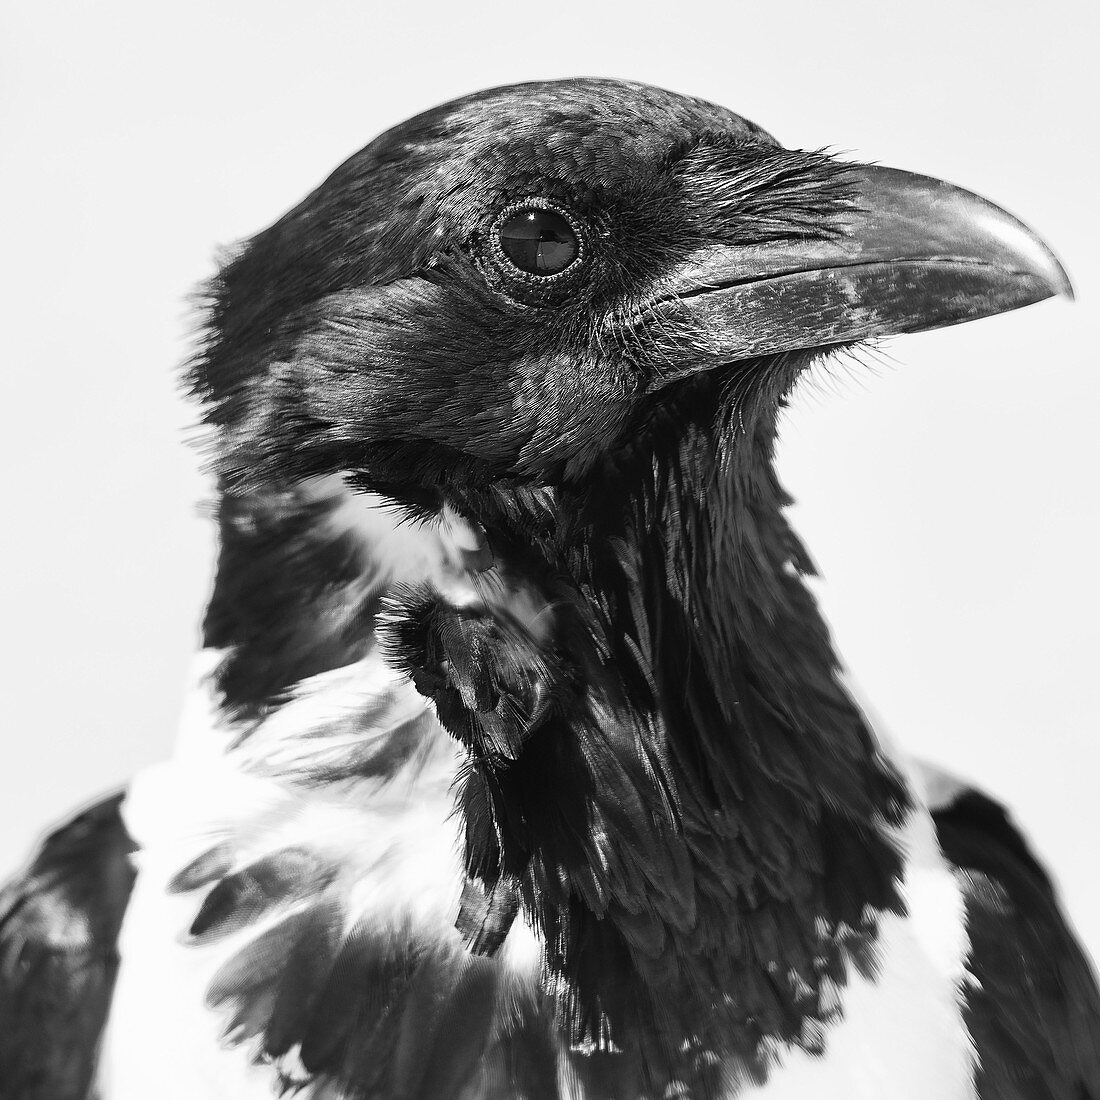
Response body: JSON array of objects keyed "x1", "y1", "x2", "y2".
[
  {"x1": 194, "y1": 78, "x2": 1069, "y2": 512},
  {"x1": 192, "y1": 80, "x2": 1073, "y2": 1062}
]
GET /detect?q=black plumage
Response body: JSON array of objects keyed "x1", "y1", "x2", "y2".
[
  {"x1": 205, "y1": 478, "x2": 389, "y2": 721},
  {"x1": 0, "y1": 78, "x2": 1095, "y2": 1099},
  {"x1": 933, "y1": 788, "x2": 1100, "y2": 1099},
  {"x1": 0, "y1": 795, "x2": 135, "y2": 1100}
]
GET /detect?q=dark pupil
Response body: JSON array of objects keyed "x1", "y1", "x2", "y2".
[{"x1": 498, "y1": 208, "x2": 578, "y2": 275}]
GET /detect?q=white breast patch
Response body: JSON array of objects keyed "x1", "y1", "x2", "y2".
[{"x1": 101, "y1": 649, "x2": 475, "y2": 1100}]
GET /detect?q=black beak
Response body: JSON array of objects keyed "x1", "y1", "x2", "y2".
[{"x1": 648, "y1": 165, "x2": 1072, "y2": 388}]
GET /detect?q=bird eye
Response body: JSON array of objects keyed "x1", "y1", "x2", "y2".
[{"x1": 496, "y1": 204, "x2": 580, "y2": 277}]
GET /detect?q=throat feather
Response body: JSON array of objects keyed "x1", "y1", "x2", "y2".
[{"x1": 463, "y1": 388, "x2": 912, "y2": 1071}]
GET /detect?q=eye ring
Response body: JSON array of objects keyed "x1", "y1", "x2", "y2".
[{"x1": 491, "y1": 198, "x2": 585, "y2": 281}]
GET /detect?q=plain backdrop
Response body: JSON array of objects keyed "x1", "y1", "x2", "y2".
[{"x1": 2, "y1": 1, "x2": 1097, "y2": 960}]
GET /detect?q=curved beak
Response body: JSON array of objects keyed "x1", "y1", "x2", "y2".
[{"x1": 648, "y1": 165, "x2": 1072, "y2": 388}]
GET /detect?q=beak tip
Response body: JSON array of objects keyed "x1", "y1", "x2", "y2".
[
  {"x1": 1056, "y1": 266, "x2": 1076, "y2": 302},
  {"x1": 1034, "y1": 245, "x2": 1074, "y2": 302}
]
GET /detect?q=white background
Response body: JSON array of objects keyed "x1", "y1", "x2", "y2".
[{"x1": 2, "y1": 1, "x2": 1097, "y2": 958}]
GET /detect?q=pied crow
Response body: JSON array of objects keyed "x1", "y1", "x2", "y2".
[{"x1": 1, "y1": 78, "x2": 1096, "y2": 1100}]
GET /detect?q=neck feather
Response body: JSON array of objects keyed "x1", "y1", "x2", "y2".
[{"x1": 462, "y1": 377, "x2": 912, "y2": 1068}]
